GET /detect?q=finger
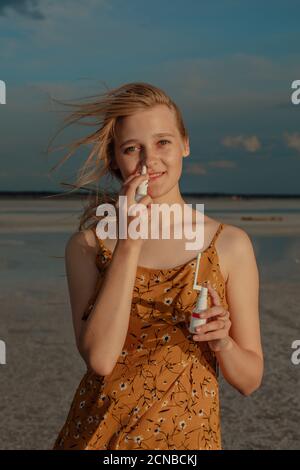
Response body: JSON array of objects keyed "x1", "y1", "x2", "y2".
[
  {"x1": 116, "y1": 174, "x2": 149, "y2": 209},
  {"x1": 195, "y1": 319, "x2": 226, "y2": 334},
  {"x1": 218, "y1": 309, "x2": 230, "y2": 318},
  {"x1": 193, "y1": 330, "x2": 228, "y2": 342},
  {"x1": 123, "y1": 169, "x2": 143, "y2": 185},
  {"x1": 119, "y1": 172, "x2": 145, "y2": 196},
  {"x1": 133, "y1": 195, "x2": 153, "y2": 207},
  {"x1": 194, "y1": 305, "x2": 224, "y2": 320},
  {"x1": 206, "y1": 283, "x2": 222, "y2": 307},
  {"x1": 126, "y1": 174, "x2": 149, "y2": 202}
]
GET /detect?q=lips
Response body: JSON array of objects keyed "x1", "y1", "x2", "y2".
[{"x1": 148, "y1": 171, "x2": 166, "y2": 180}]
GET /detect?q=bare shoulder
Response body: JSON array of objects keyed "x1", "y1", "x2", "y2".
[
  {"x1": 221, "y1": 223, "x2": 255, "y2": 254},
  {"x1": 65, "y1": 228, "x2": 99, "y2": 259},
  {"x1": 214, "y1": 222, "x2": 256, "y2": 282}
]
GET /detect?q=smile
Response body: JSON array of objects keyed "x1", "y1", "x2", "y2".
[{"x1": 148, "y1": 171, "x2": 166, "y2": 180}]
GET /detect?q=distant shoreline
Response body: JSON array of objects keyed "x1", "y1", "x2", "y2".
[{"x1": 1, "y1": 191, "x2": 300, "y2": 200}]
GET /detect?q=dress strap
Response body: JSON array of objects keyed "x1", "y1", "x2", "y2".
[{"x1": 208, "y1": 223, "x2": 224, "y2": 248}]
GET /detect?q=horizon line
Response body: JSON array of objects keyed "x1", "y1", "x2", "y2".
[{"x1": 0, "y1": 191, "x2": 300, "y2": 199}]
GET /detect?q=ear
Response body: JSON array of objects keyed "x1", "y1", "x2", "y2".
[{"x1": 183, "y1": 136, "x2": 190, "y2": 158}]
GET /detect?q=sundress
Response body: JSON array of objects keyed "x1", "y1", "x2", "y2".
[{"x1": 53, "y1": 222, "x2": 228, "y2": 450}]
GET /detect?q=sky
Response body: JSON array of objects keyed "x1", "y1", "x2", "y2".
[{"x1": 1, "y1": 0, "x2": 300, "y2": 194}]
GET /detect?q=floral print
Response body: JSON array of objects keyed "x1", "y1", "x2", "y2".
[{"x1": 53, "y1": 223, "x2": 228, "y2": 450}]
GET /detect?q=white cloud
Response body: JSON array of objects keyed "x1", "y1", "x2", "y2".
[
  {"x1": 284, "y1": 132, "x2": 300, "y2": 152},
  {"x1": 208, "y1": 160, "x2": 236, "y2": 168},
  {"x1": 0, "y1": 0, "x2": 44, "y2": 20},
  {"x1": 184, "y1": 163, "x2": 207, "y2": 175},
  {"x1": 222, "y1": 135, "x2": 261, "y2": 152}
]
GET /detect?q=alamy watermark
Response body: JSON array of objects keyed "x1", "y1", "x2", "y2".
[
  {"x1": 291, "y1": 340, "x2": 300, "y2": 365},
  {"x1": 0, "y1": 80, "x2": 6, "y2": 104},
  {"x1": 0, "y1": 80, "x2": 6, "y2": 363},
  {"x1": 95, "y1": 201, "x2": 205, "y2": 251},
  {"x1": 291, "y1": 80, "x2": 300, "y2": 105},
  {"x1": 0, "y1": 340, "x2": 6, "y2": 365}
]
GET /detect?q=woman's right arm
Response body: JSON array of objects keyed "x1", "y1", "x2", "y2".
[
  {"x1": 65, "y1": 170, "x2": 151, "y2": 376},
  {"x1": 65, "y1": 232, "x2": 142, "y2": 376}
]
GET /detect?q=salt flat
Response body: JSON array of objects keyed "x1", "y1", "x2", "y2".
[{"x1": 0, "y1": 197, "x2": 299, "y2": 449}]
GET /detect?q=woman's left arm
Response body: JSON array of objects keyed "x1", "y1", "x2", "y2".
[{"x1": 193, "y1": 228, "x2": 264, "y2": 396}]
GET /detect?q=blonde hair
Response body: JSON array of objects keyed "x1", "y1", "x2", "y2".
[{"x1": 47, "y1": 81, "x2": 189, "y2": 231}]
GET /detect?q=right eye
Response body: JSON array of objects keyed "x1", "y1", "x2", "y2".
[{"x1": 124, "y1": 146, "x2": 139, "y2": 154}]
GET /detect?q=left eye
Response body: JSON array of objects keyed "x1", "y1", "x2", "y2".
[{"x1": 159, "y1": 140, "x2": 170, "y2": 145}]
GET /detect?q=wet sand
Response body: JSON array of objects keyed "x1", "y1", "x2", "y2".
[{"x1": 0, "y1": 197, "x2": 299, "y2": 449}]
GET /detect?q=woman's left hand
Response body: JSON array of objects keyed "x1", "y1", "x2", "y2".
[{"x1": 192, "y1": 283, "x2": 232, "y2": 352}]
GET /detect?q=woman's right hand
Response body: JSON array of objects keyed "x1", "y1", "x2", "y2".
[{"x1": 115, "y1": 169, "x2": 153, "y2": 250}]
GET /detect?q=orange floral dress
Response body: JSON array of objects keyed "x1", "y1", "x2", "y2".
[{"x1": 53, "y1": 222, "x2": 228, "y2": 450}]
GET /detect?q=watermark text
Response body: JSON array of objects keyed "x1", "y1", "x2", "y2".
[
  {"x1": 0, "y1": 80, "x2": 6, "y2": 104},
  {"x1": 96, "y1": 201, "x2": 205, "y2": 251}
]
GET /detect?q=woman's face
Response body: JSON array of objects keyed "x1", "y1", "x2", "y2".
[{"x1": 112, "y1": 104, "x2": 190, "y2": 199}]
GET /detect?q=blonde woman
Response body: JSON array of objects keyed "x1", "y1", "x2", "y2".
[{"x1": 51, "y1": 82, "x2": 263, "y2": 450}]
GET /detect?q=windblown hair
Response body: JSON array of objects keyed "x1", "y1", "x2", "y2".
[{"x1": 47, "y1": 82, "x2": 189, "y2": 231}]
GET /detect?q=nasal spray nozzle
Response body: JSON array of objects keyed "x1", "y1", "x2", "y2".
[
  {"x1": 135, "y1": 164, "x2": 149, "y2": 202},
  {"x1": 115, "y1": 165, "x2": 148, "y2": 210},
  {"x1": 189, "y1": 251, "x2": 208, "y2": 334}
]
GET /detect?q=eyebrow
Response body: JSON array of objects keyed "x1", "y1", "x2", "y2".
[{"x1": 119, "y1": 132, "x2": 175, "y2": 148}]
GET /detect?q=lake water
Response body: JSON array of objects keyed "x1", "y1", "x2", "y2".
[{"x1": 0, "y1": 197, "x2": 300, "y2": 285}]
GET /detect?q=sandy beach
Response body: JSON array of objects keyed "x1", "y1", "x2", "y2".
[{"x1": 0, "y1": 196, "x2": 299, "y2": 449}]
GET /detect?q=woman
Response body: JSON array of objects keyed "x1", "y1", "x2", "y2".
[{"x1": 52, "y1": 82, "x2": 263, "y2": 450}]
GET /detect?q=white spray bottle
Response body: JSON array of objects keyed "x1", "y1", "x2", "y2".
[
  {"x1": 135, "y1": 164, "x2": 149, "y2": 202},
  {"x1": 189, "y1": 251, "x2": 208, "y2": 334}
]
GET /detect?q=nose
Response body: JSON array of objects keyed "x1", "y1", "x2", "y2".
[{"x1": 139, "y1": 146, "x2": 160, "y2": 170}]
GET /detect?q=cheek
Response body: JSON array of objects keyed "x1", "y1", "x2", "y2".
[
  {"x1": 164, "y1": 151, "x2": 183, "y2": 166},
  {"x1": 167, "y1": 158, "x2": 183, "y2": 178}
]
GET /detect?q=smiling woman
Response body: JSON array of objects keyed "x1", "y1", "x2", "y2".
[{"x1": 47, "y1": 81, "x2": 263, "y2": 451}]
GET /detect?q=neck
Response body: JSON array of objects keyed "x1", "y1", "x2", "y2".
[
  {"x1": 148, "y1": 183, "x2": 193, "y2": 231},
  {"x1": 149, "y1": 183, "x2": 186, "y2": 209}
]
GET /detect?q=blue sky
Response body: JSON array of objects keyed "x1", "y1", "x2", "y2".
[{"x1": 0, "y1": 0, "x2": 300, "y2": 194}]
